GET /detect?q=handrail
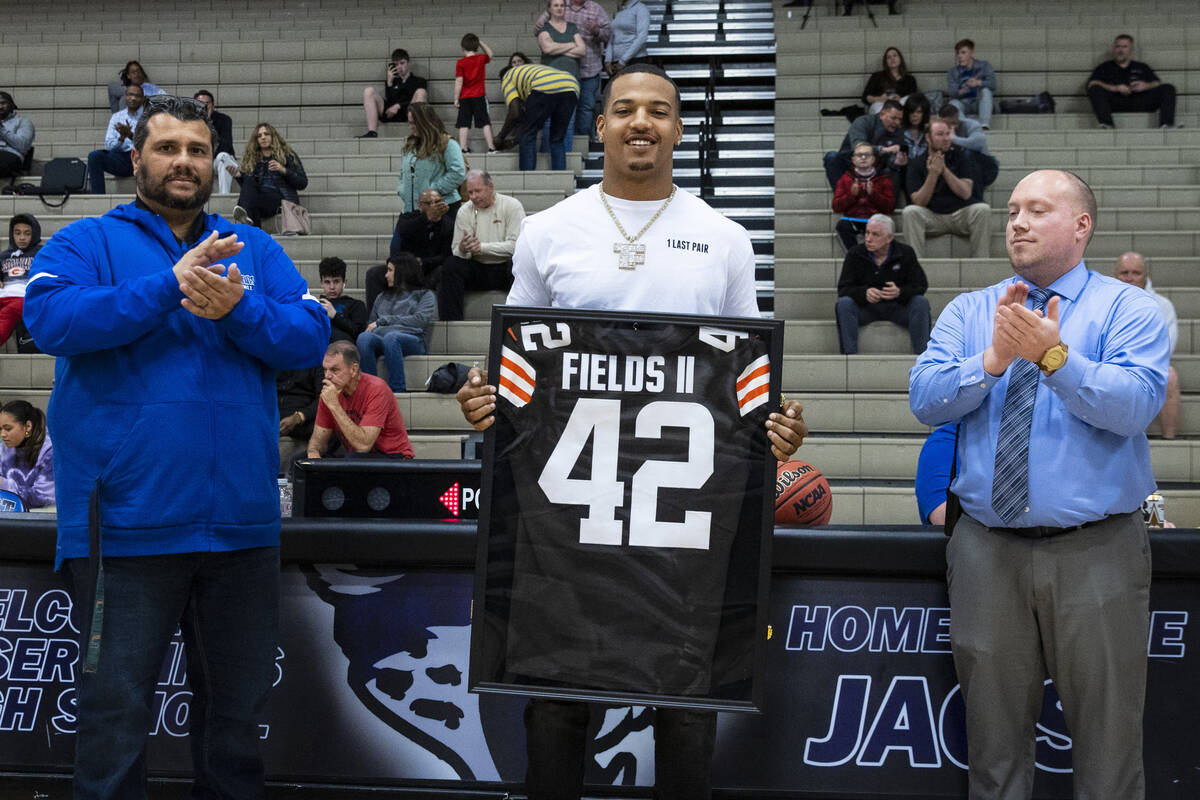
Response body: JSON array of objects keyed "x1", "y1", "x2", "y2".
[{"x1": 698, "y1": 56, "x2": 718, "y2": 199}]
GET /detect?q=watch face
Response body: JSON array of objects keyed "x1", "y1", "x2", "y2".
[{"x1": 1041, "y1": 345, "x2": 1067, "y2": 370}]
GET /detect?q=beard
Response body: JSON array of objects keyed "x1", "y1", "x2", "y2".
[{"x1": 137, "y1": 165, "x2": 212, "y2": 211}]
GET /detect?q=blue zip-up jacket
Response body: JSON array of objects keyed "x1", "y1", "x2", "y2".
[{"x1": 24, "y1": 203, "x2": 330, "y2": 568}]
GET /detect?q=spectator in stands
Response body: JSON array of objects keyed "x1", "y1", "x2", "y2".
[
  {"x1": 946, "y1": 39, "x2": 995, "y2": 129},
  {"x1": 194, "y1": 90, "x2": 237, "y2": 194},
  {"x1": 902, "y1": 117, "x2": 990, "y2": 259},
  {"x1": 538, "y1": 3, "x2": 584, "y2": 81},
  {"x1": 495, "y1": 54, "x2": 533, "y2": 153},
  {"x1": 862, "y1": 47, "x2": 918, "y2": 116},
  {"x1": 823, "y1": 99, "x2": 907, "y2": 189},
  {"x1": 0, "y1": 400, "x2": 54, "y2": 509},
  {"x1": 915, "y1": 423, "x2": 956, "y2": 525},
  {"x1": 439, "y1": 169, "x2": 526, "y2": 321},
  {"x1": 900, "y1": 92, "x2": 931, "y2": 162},
  {"x1": 107, "y1": 60, "x2": 166, "y2": 112},
  {"x1": 87, "y1": 83, "x2": 145, "y2": 194},
  {"x1": 0, "y1": 91, "x2": 34, "y2": 179},
  {"x1": 835, "y1": 213, "x2": 930, "y2": 355},
  {"x1": 937, "y1": 102, "x2": 989, "y2": 154},
  {"x1": 537, "y1": 0, "x2": 586, "y2": 149},
  {"x1": 832, "y1": 142, "x2": 894, "y2": 253},
  {"x1": 0, "y1": 213, "x2": 40, "y2": 347},
  {"x1": 1115, "y1": 252, "x2": 1180, "y2": 439},
  {"x1": 397, "y1": 102, "x2": 466, "y2": 214},
  {"x1": 1087, "y1": 34, "x2": 1176, "y2": 129},
  {"x1": 231, "y1": 122, "x2": 308, "y2": 228},
  {"x1": 318, "y1": 256, "x2": 367, "y2": 344},
  {"x1": 605, "y1": 0, "x2": 650, "y2": 76},
  {"x1": 495, "y1": 63, "x2": 580, "y2": 172},
  {"x1": 383, "y1": 188, "x2": 455, "y2": 293},
  {"x1": 359, "y1": 48, "x2": 429, "y2": 139},
  {"x1": 307, "y1": 341, "x2": 415, "y2": 459},
  {"x1": 357, "y1": 253, "x2": 437, "y2": 392},
  {"x1": 277, "y1": 365, "x2": 324, "y2": 449},
  {"x1": 534, "y1": 0, "x2": 610, "y2": 141},
  {"x1": 455, "y1": 34, "x2": 497, "y2": 154}
]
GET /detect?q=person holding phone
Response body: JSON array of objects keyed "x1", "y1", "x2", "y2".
[{"x1": 360, "y1": 48, "x2": 429, "y2": 138}]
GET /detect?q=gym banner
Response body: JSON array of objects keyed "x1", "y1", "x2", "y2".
[{"x1": 2, "y1": 558, "x2": 1196, "y2": 796}]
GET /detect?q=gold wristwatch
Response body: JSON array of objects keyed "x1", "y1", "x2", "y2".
[{"x1": 1037, "y1": 341, "x2": 1068, "y2": 376}]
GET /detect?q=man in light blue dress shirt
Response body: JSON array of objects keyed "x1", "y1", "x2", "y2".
[
  {"x1": 87, "y1": 84, "x2": 145, "y2": 194},
  {"x1": 909, "y1": 169, "x2": 1169, "y2": 799}
]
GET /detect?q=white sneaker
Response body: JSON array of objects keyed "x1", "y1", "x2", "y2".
[{"x1": 232, "y1": 205, "x2": 250, "y2": 225}]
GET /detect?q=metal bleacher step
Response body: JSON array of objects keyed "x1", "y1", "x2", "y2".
[
  {"x1": 670, "y1": 64, "x2": 777, "y2": 81},
  {"x1": 774, "y1": 230, "x2": 1200, "y2": 262},
  {"x1": 818, "y1": 485, "x2": 1200, "y2": 528},
  {"x1": 680, "y1": 86, "x2": 776, "y2": 102},
  {"x1": 773, "y1": 256, "x2": 1200, "y2": 292},
  {"x1": 775, "y1": 285, "x2": 1200, "y2": 320}
]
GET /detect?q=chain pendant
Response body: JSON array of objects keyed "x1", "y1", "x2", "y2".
[{"x1": 614, "y1": 242, "x2": 646, "y2": 271}]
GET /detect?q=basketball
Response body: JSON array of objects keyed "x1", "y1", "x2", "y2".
[{"x1": 775, "y1": 460, "x2": 833, "y2": 526}]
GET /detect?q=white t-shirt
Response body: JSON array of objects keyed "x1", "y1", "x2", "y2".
[{"x1": 507, "y1": 184, "x2": 759, "y2": 317}]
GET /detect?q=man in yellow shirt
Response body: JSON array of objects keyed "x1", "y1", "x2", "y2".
[{"x1": 495, "y1": 63, "x2": 579, "y2": 170}]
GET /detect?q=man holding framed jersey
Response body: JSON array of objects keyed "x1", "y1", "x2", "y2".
[{"x1": 457, "y1": 64, "x2": 807, "y2": 800}]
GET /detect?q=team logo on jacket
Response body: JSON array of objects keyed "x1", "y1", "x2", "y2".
[{"x1": 241, "y1": 273, "x2": 256, "y2": 291}]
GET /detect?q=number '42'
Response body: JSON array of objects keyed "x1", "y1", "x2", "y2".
[{"x1": 537, "y1": 398, "x2": 715, "y2": 550}]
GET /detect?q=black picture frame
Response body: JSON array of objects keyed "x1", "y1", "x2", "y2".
[{"x1": 468, "y1": 305, "x2": 783, "y2": 712}]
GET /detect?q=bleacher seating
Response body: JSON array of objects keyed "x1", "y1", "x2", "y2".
[
  {"x1": 774, "y1": 1, "x2": 1200, "y2": 525},
  {"x1": 0, "y1": 0, "x2": 1196, "y2": 525}
]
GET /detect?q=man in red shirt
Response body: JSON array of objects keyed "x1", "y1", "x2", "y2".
[{"x1": 307, "y1": 341, "x2": 414, "y2": 458}]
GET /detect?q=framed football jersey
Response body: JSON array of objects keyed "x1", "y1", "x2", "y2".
[{"x1": 470, "y1": 306, "x2": 783, "y2": 712}]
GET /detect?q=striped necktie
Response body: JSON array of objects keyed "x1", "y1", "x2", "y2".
[{"x1": 991, "y1": 288, "x2": 1052, "y2": 524}]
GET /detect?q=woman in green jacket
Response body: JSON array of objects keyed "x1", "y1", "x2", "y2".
[{"x1": 397, "y1": 102, "x2": 466, "y2": 214}]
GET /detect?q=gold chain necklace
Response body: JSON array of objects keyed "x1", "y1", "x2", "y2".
[{"x1": 598, "y1": 182, "x2": 677, "y2": 271}]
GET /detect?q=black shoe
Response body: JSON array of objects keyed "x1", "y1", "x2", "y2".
[{"x1": 357, "y1": 130, "x2": 378, "y2": 138}]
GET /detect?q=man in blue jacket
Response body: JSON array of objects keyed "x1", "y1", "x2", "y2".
[{"x1": 24, "y1": 95, "x2": 330, "y2": 799}]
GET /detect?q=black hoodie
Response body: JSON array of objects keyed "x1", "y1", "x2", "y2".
[{"x1": 0, "y1": 213, "x2": 41, "y2": 293}]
